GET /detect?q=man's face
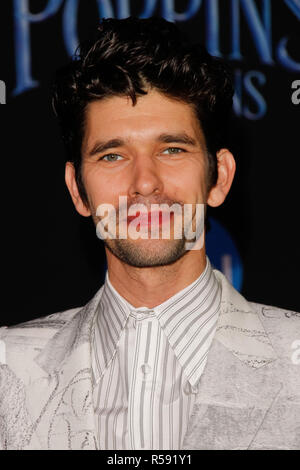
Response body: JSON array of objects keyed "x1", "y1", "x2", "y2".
[{"x1": 78, "y1": 88, "x2": 210, "y2": 267}]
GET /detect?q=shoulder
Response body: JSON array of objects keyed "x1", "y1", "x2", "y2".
[
  {"x1": 0, "y1": 282, "x2": 105, "y2": 350},
  {"x1": 250, "y1": 300, "x2": 300, "y2": 336},
  {"x1": 0, "y1": 306, "x2": 83, "y2": 357},
  {"x1": 249, "y1": 301, "x2": 300, "y2": 357},
  {"x1": 214, "y1": 268, "x2": 300, "y2": 339},
  {"x1": 214, "y1": 268, "x2": 300, "y2": 361},
  {"x1": 0, "y1": 306, "x2": 85, "y2": 390}
]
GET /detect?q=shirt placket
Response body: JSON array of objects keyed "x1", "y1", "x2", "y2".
[{"x1": 128, "y1": 310, "x2": 159, "y2": 450}]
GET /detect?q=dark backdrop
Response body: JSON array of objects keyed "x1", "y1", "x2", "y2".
[{"x1": 1, "y1": 0, "x2": 300, "y2": 327}]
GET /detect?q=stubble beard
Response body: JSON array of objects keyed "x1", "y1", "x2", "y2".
[{"x1": 103, "y1": 235, "x2": 188, "y2": 268}]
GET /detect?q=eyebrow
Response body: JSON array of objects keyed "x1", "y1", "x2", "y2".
[{"x1": 87, "y1": 132, "x2": 198, "y2": 157}]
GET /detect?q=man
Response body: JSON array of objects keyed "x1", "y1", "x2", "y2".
[{"x1": 0, "y1": 16, "x2": 299, "y2": 451}]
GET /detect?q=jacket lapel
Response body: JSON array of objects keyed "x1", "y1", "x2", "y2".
[
  {"x1": 182, "y1": 270, "x2": 282, "y2": 450},
  {"x1": 25, "y1": 286, "x2": 105, "y2": 450}
]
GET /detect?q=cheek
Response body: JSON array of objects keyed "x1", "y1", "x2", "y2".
[
  {"x1": 81, "y1": 167, "x2": 109, "y2": 206},
  {"x1": 82, "y1": 165, "x2": 128, "y2": 211},
  {"x1": 171, "y1": 168, "x2": 207, "y2": 203}
]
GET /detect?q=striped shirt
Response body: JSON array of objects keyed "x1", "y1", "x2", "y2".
[{"x1": 91, "y1": 257, "x2": 221, "y2": 450}]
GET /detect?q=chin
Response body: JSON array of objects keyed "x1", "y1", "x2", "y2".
[{"x1": 104, "y1": 237, "x2": 187, "y2": 268}]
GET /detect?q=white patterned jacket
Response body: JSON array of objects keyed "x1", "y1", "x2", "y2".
[{"x1": 0, "y1": 270, "x2": 299, "y2": 450}]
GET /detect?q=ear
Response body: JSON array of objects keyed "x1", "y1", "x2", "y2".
[
  {"x1": 207, "y1": 149, "x2": 236, "y2": 207},
  {"x1": 65, "y1": 161, "x2": 91, "y2": 217}
]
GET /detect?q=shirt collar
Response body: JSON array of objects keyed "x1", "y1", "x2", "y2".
[{"x1": 91, "y1": 256, "x2": 221, "y2": 387}]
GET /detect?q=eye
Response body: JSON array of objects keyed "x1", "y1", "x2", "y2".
[
  {"x1": 161, "y1": 147, "x2": 186, "y2": 155},
  {"x1": 99, "y1": 153, "x2": 124, "y2": 162}
]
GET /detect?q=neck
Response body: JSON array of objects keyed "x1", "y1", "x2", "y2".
[{"x1": 105, "y1": 247, "x2": 207, "y2": 308}]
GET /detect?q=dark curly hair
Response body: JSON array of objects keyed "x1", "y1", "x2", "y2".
[{"x1": 52, "y1": 16, "x2": 234, "y2": 206}]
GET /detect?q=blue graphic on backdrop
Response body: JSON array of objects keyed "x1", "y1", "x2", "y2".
[
  {"x1": 12, "y1": 0, "x2": 300, "y2": 98},
  {"x1": 206, "y1": 217, "x2": 243, "y2": 292}
]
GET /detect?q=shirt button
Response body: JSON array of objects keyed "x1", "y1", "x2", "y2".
[
  {"x1": 141, "y1": 364, "x2": 151, "y2": 375},
  {"x1": 136, "y1": 313, "x2": 144, "y2": 320}
]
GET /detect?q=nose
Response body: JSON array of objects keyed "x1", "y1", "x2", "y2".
[{"x1": 128, "y1": 155, "x2": 164, "y2": 198}]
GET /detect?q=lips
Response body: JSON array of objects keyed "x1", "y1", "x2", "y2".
[{"x1": 127, "y1": 211, "x2": 173, "y2": 227}]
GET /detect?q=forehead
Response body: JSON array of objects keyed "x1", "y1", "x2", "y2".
[{"x1": 83, "y1": 89, "x2": 205, "y2": 146}]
